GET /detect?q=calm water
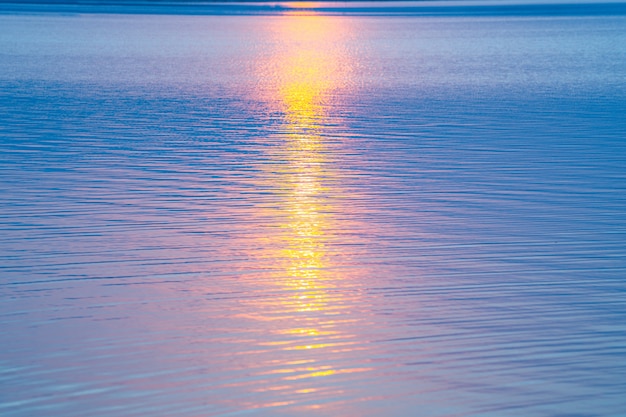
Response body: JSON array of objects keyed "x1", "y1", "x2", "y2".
[{"x1": 1, "y1": 3, "x2": 626, "y2": 416}]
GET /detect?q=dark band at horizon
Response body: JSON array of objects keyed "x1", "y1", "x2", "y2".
[{"x1": 1, "y1": 0, "x2": 625, "y2": 17}]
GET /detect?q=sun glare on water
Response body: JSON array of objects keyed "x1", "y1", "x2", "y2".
[{"x1": 241, "y1": 15, "x2": 371, "y2": 407}]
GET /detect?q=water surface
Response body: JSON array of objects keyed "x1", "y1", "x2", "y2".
[{"x1": 1, "y1": 3, "x2": 626, "y2": 416}]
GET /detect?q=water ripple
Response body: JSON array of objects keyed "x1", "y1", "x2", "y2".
[{"x1": 1, "y1": 7, "x2": 626, "y2": 417}]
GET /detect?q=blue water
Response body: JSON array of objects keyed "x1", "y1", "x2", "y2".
[{"x1": 1, "y1": 3, "x2": 626, "y2": 416}]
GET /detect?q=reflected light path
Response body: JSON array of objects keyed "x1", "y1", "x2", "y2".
[{"x1": 244, "y1": 15, "x2": 371, "y2": 411}]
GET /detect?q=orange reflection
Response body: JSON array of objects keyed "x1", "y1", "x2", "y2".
[
  {"x1": 246, "y1": 15, "x2": 369, "y2": 404},
  {"x1": 269, "y1": 16, "x2": 349, "y2": 335},
  {"x1": 284, "y1": 1, "x2": 319, "y2": 9},
  {"x1": 255, "y1": 14, "x2": 352, "y2": 321}
]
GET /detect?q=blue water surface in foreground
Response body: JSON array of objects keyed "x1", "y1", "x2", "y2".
[{"x1": 1, "y1": 2, "x2": 626, "y2": 416}]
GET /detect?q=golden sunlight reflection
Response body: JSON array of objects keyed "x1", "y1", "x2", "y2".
[
  {"x1": 270, "y1": 15, "x2": 347, "y2": 344},
  {"x1": 284, "y1": 1, "x2": 319, "y2": 9},
  {"x1": 243, "y1": 15, "x2": 371, "y2": 407}
]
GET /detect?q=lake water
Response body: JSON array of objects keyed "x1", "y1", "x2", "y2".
[{"x1": 1, "y1": 2, "x2": 626, "y2": 416}]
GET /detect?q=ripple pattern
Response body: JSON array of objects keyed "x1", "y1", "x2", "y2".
[{"x1": 1, "y1": 7, "x2": 626, "y2": 417}]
